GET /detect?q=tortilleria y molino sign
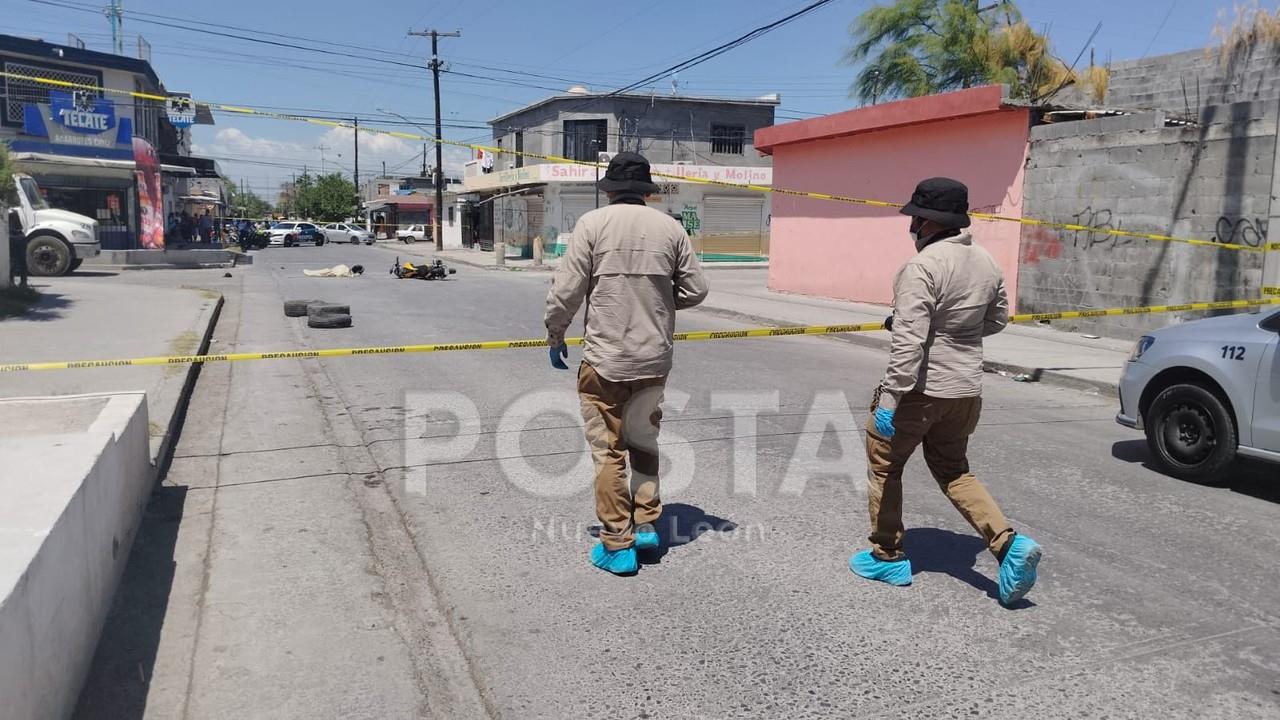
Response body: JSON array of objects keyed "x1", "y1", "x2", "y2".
[{"x1": 23, "y1": 90, "x2": 132, "y2": 150}]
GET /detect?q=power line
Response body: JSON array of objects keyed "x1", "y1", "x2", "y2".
[
  {"x1": 560, "y1": 0, "x2": 838, "y2": 113},
  {"x1": 29, "y1": 0, "x2": 429, "y2": 71}
]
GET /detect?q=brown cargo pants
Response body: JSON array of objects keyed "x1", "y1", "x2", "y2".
[
  {"x1": 578, "y1": 362, "x2": 667, "y2": 551},
  {"x1": 865, "y1": 392, "x2": 1014, "y2": 562}
]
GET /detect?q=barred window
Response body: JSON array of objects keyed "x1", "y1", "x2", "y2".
[
  {"x1": 3, "y1": 60, "x2": 102, "y2": 125},
  {"x1": 711, "y1": 124, "x2": 746, "y2": 155}
]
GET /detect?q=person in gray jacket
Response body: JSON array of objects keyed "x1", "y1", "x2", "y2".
[
  {"x1": 851, "y1": 177, "x2": 1042, "y2": 606},
  {"x1": 544, "y1": 152, "x2": 709, "y2": 575}
]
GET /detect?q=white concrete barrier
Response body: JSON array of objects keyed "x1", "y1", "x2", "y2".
[{"x1": 0, "y1": 392, "x2": 151, "y2": 720}]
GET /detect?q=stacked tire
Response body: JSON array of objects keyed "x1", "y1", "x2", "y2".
[
  {"x1": 283, "y1": 299, "x2": 353, "y2": 328},
  {"x1": 307, "y1": 303, "x2": 352, "y2": 328}
]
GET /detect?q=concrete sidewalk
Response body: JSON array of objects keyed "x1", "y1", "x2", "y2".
[
  {"x1": 0, "y1": 274, "x2": 223, "y2": 466},
  {"x1": 693, "y1": 270, "x2": 1134, "y2": 394}
]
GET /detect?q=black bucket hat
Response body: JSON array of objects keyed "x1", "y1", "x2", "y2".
[
  {"x1": 900, "y1": 177, "x2": 971, "y2": 229},
  {"x1": 597, "y1": 151, "x2": 660, "y2": 195}
]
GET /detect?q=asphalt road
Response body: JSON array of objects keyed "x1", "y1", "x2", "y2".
[{"x1": 78, "y1": 243, "x2": 1280, "y2": 719}]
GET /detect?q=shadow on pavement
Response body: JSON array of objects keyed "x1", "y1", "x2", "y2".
[
  {"x1": 1110, "y1": 439, "x2": 1280, "y2": 504},
  {"x1": 904, "y1": 527, "x2": 1035, "y2": 609},
  {"x1": 68, "y1": 270, "x2": 121, "y2": 278},
  {"x1": 72, "y1": 485, "x2": 186, "y2": 720},
  {"x1": 0, "y1": 288, "x2": 73, "y2": 322},
  {"x1": 637, "y1": 503, "x2": 737, "y2": 565}
]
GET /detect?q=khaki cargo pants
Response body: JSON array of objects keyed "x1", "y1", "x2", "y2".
[
  {"x1": 578, "y1": 363, "x2": 666, "y2": 551},
  {"x1": 865, "y1": 392, "x2": 1014, "y2": 562}
]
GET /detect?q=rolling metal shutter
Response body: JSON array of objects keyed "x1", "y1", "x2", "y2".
[
  {"x1": 702, "y1": 196, "x2": 766, "y2": 255},
  {"x1": 703, "y1": 196, "x2": 764, "y2": 232},
  {"x1": 559, "y1": 193, "x2": 597, "y2": 235}
]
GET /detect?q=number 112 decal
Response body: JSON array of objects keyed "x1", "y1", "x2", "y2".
[{"x1": 1221, "y1": 345, "x2": 1247, "y2": 361}]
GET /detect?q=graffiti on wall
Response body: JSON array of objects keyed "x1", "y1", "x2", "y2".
[
  {"x1": 1213, "y1": 216, "x2": 1267, "y2": 247},
  {"x1": 1066, "y1": 207, "x2": 1130, "y2": 252}
]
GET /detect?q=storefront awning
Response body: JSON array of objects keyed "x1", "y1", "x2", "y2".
[{"x1": 12, "y1": 151, "x2": 135, "y2": 171}]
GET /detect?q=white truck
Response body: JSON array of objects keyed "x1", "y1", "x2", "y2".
[{"x1": 8, "y1": 173, "x2": 101, "y2": 276}]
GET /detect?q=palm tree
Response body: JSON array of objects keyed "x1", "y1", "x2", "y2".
[{"x1": 844, "y1": 0, "x2": 1074, "y2": 104}]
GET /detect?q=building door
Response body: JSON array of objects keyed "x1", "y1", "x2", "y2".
[{"x1": 702, "y1": 196, "x2": 767, "y2": 257}]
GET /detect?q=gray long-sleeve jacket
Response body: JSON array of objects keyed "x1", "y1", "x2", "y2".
[
  {"x1": 878, "y1": 232, "x2": 1008, "y2": 410},
  {"x1": 544, "y1": 201, "x2": 709, "y2": 382}
]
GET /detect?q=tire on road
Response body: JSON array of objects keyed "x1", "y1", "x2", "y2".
[
  {"x1": 1144, "y1": 383, "x2": 1237, "y2": 482},
  {"x1": 26, "y1": 234, "x2": 72, "y2": 276},
  {"x1": 68, "y1": 258, "x2": 83, "y2": 273},
  {"x1": 307, "y1": 303, "x2": 350, "y2": 317},
  {"x1": 284, "y1": 299, "x2": 322, "y2": 317},
  {"x1": 350, "y1": 235, "x2": 360, "y2": 244},
  {"x1": 307, "y1": 312, "x2": 352, "y2": 329}
]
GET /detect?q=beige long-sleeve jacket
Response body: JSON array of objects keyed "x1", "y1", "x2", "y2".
[
  {"x1": 544, "y1": 201, "x2": 709, "y2": 382},
  {"x1": 878, "y1": 232, "x2": 1008, "y2": 410}
]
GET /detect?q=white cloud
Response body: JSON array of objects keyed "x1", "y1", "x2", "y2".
[{"x1": 190, "y1": 124, "x2": 475, "y2": 202}]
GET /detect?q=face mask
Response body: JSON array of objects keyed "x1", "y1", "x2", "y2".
[{"x1": 909, "y1": 219, "x2": 926, "y2": 249}]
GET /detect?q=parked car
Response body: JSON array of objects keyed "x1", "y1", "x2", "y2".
[
  {"x1": 323, "y1": 222, "x2": 375, "y2": 245},
  {"x1": 397, "y1": 224, "x2": 429, "y2": 243},
  {"x1": 268, "y1": 221, "x2": 325, "y2": 247},
  {"x1": 1116, "y1": 307, "x2": 1280, "y2": 480}
]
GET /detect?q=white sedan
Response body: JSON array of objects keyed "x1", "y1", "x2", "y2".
[
  {"x1": 397, "y1": 224, "x2": 429, "y2": 243},
  {"x1": 1117, "y1": 306, "x2": 1280, "y2": 480},
  {"x1": 323, "y1": 222, "x2": 375, "y2": 245}
]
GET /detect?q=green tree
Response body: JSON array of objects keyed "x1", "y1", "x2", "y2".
[
  {"x1": 223, "y1": 177, "x2": 273, "y2": 218},
  {"x1": 844, "y1": 0, "x2": 1076, "y2": 104},
  {"x1": 0, "y1": 142, "x2": 20, "y2": 205},
  {"x1": 294, "y1": 172, "x2": 357, "y2": 222}
]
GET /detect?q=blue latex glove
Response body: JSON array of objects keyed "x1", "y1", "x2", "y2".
[
  {"x1": 549, "y1": 342, "x2": 569, "y2": 370},
  {"x1": 873, "y1": 407, "x2": 896, "y2": 438}
]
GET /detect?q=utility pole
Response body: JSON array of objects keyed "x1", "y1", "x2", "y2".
[
  {"x1": 105, "y1": 0, "x2": 124, "y2": 56},
  {"x1": 408, "y1": 28, "x2": 461, "y2": 251},
  {"x1": 314, "y1": 143, "x2": 330, "y2": 174},
  {"x1": 422, "y1": 144, "x2": 428, "y2": 178},
  {"x1": 353, "y1": 117, "x2": 360, "y2": 219}
]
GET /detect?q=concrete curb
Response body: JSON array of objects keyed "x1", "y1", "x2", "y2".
[
  {"x1": 690, "y1": 303, "x2": 1119, "y2": 397},
  {"x1": 153, "y1": 293, "x2": 223, "y2": 479}
]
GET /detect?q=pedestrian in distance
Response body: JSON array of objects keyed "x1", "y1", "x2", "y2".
[
  {"x1": 852, "y1": 177, "x2": 1042, "y2": 606},
  {"x1": 199, "y1": 209, "x2": 213, "y2": 244},
  {"x1": 544, "y1": 152, "x2": 709, "y2": 576},
  {"x1": 179, "y1": 210, "x2": 194, "y2": 243}
]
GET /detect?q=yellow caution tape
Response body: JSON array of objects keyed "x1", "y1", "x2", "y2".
[
  {"x1": 1263, "y1": 286, "x2": 1280, "y2": 296},
  {"x1": 2, "y1": 297, "x2": 1277, "y2": 373},
  {"x1": 1, "y1": 71, "x2": 1270, "y2": 255}
]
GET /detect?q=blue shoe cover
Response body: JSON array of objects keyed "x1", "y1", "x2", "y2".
[
  {"x1": 849, "y1": 550, "x2": 912, "y2": 586},
  {"x1": 590, "y1": 543, "x2": 638, "y2": 575},
  {"x1": 634, "y1": 523, "x2": 659, "y2": 551},
  {"x1": 998, "y1": 535, "x2": 1042, "y2": 605}
]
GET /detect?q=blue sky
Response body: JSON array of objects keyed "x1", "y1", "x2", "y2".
[{"x1": 12, "y1": 0, "x2": 1235, "y2": 198}]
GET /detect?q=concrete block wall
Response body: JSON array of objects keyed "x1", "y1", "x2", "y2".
[
  {"x1": 1103, "y1": 44, "x2": 1280, "y2": 114},
  {"x1": 1016, "y1": 100, "x2": 1274, "y2": 338}
]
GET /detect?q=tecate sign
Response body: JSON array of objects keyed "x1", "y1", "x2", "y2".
[
  {"x1": 51, "y1": 91, "x2": 117, "y2": 134},
  {"x1": 22, "y1": 90, "x2": 132, "y2": 152}
]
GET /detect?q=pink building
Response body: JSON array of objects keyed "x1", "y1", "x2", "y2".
[{"x1": 754, "y1": 86, "x2": 1031, "y2": 309}]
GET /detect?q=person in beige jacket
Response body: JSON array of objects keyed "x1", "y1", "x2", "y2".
[
  {"x1": 850, "y1": 177, "x2": 1042, "y2": 607},
  {"x1": 544, "y1": 152, "x2": 708, "y2": 575}
]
